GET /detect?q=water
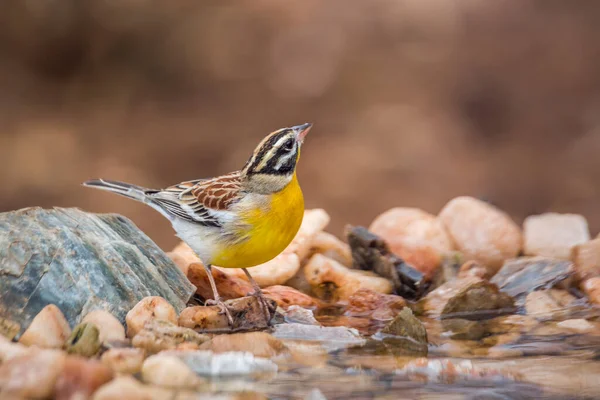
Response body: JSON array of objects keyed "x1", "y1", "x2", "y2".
[{"x1": 204, "y1": 305, "x2": 600, "y2": 399}]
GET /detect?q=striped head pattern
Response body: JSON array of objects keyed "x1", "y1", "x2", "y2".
[{"x1": 242, "y1": 123, "x2": 312, "y2": 193}]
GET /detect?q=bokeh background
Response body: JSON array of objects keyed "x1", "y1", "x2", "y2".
[{"x1": 2, "y1": 0, "x2": 600, "y2": 250}]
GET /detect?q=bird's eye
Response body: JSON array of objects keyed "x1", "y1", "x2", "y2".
[{"x1": 283, "y1": 139, "x2": 295, "y2": 152}]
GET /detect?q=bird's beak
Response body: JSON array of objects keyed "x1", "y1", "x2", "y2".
[{"x1": 293, "y1": 123, "x2": 312, "y2": 144}]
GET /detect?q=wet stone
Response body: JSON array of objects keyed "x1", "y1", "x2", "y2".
[
  {"x1": 442, "y1": 280, "x2": 515, "y2": 318},
  {"x1": 365, "y1": 307, "x2": 429, "y2": 356},
  {"x1": 442, "y1": 318, "x2": 488, "y2": 341},
  {"x1": 346, "y1": 225, "x2": 427, "y2": 299},
  {"x1": 422, "y1": 277, "x2": 515, "y2": 318},
  {"x1": 491, "y1": 257, "x2": 574, "y2": 305},
  {"x1": 131, "y1": 320, "x2": 210, "y2": 354}
]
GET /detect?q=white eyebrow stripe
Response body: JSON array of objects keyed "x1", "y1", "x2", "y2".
[
  {"x1": 255, "y1": 133, "x2": 294, "y2": 172},
  {"x1": 274, "y1": 148, "x2": 295, "y2": 170}
]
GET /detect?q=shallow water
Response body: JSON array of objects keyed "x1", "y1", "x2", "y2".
[{"x1": 212, "y1": 307, "x2": 600, "y2": 399}]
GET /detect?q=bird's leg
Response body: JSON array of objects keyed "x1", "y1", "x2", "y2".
[
  {"x1": 203, "y1": 264, "x2": 234, "y2": 327},
  {"x1": 243, "y1": 268, "x2": 273, "y2": 325}
]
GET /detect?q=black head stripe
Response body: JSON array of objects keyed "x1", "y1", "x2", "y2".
[{"x1": 246, "y1": 129, "x2": 294, "y2": 174}]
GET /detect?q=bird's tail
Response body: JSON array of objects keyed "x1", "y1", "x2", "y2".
[{"x1": 82, "y1": 179, "x2": 155, "y2": 203}]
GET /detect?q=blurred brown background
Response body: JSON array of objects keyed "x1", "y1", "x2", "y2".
[{"x1": 1, "y1": 0, "x2": 600, "y2": 250}]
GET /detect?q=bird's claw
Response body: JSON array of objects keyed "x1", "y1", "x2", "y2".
[
  {"x1": 205, "y1": 298, "x2": 234, "y2": 327},
  {"x1": 250, "y1": 291, "x2": 273, "y2": 326}
]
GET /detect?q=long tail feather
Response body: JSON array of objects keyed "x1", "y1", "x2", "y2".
[{"x1": 82, "y1": 179, "x2": 152, "y2": 202}]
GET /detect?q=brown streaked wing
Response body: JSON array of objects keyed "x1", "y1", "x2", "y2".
[{"x1": 190, "y1": 172, "x2": 242, "y2": 211}]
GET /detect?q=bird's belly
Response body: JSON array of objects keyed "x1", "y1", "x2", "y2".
[{"x1": 213, "y1": 180, "x2": 304, "y2": 268}]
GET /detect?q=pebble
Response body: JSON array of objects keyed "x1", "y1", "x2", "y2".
[
  {"x1": 141, "y1": 354, "x2": 205, "y2": 389},
  {"x1": 125, "y1": 296, "x2": 178, "y2": 338},
  {"x1": 92, "y1": 376, "x2": 175, "y2": 400},
  {"x1": 557, "y1": 319, "x2": 594, "y2": 332},
  {"x1": 380, "y1": 307, "x2": 426, "y2": 341},
  {"x1": 582, "y1": 277, "x2": 600, "y2": 304},
  {"x1": 310, "y1": 231, "x2": 353, "y2": 266},
  {"x1": 101, "y1": 348, "x2": 145, "y2": 375},
  {"x1": 263, "y1": 285, "x2": 319, "y2": 309},
  {"x1": 131, "y1": 320, "x2": 210, "y2": 354},
  {"x1": 187, "y1": 262, "x2": 252, "y2": 300},
  {"x1": 0, "y1": 334, "x2": 29, "y2": 362},
  {"x1": 457, "y1": 260, "x2": 489, "y2": 279},
  {"x1": 0, "y1": 349, "x2": 66, "y2": 398},
  {"x1": 55, "y1": 356, "x2": 113, "y2": 400},
  {"x1": 304, "y1": 253, "x2": 393, "y2": 301},
  {"x1": 345, "y1": 288, "x2": 406, "y2": 320},
  {"x1": 199, "y1": 332, "x2": 287, "y2": 358},
  {"x1": 572, "y1": 238, "x2": 600, "y2": 281},
  {"x1": 283, "y1": 305, "x2": 321, "y2": 325},
  {"x1": 438, "y1": 196, "x2": 522, "y2": 273},
  {"x1": 523, "y1": 213, "x2": 590, "y2": 259},
  {"x1": 18, "y1": 304, "x2": 72, "y2": 348},
  {"x1": 369, "y1": 207, "x2": 452, "y2": 276},
  {"x1": 82, "y1": 310, "x2": 126, "y2": 343}
]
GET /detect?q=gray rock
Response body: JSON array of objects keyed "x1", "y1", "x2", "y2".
[
  {"x1": 0, "y1": 207, "x2": 195, "y2": 336},
  {"x1": 491, "y1": 257, "x2": 574, "y2": 305}
]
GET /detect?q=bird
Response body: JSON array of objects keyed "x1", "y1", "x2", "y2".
[{"x1": 83, "y1": 123, "x2": 312, "y2": 327}]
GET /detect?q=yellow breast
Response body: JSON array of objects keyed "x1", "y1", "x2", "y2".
[{"x1": 212, "y1": 173, "x2": 304, "y2": 268}]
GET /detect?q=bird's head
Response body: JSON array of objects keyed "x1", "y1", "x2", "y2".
[{"x1": 241, "y1": 123, "x2": 312, "y2": 194}]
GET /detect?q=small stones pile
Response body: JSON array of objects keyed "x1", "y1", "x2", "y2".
[{"x1": 2, "y1": 196, "x2": 600, "y2": 398}]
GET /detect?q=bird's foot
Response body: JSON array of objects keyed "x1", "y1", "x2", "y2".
[
  {"x1": 205, "y1": 298, "x2": 234, "y2": 327},
  {"x1": 250, "y1": 290, "x2": 274, "y2": 326}
]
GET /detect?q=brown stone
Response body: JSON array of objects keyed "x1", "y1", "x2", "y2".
[
  {"x1": 438, "y1": 196, "x2": 522, "y2": 273},
  {"x1": 583, "y1": 277, "x2": 600, "y2": 304},
  {"x1": 131, "y1": 320, "x2": 209, "y2": 354},
  {"x1": 0, "y1": 350, "x2": 66, "y2": 399},
  {"x1": 304, "y1": 253, "x2": 393, "y2": 302},
  {"x1": 82, "y1": 310, "x2": 126, "y2": 343},
  {"x1": 100, "y1": 348, "x2": 145, "y2": 375},
  {"x1": 55, "y1": 356, "x2": 113, "y2": 400},
  {"x1": 572, "y1": 238, "x2": 600, "y2": 281},
  {"x1": 263, "y1": 285, "x2": 319, "y2": 309},
  {"x1": 422, "y1": 277, "x2": 515, "y2": 318},
  {"x1": 126, "y1": 296, "x2": 178, "y2": 338},
  {"x1": 187, "y1": 262, "x2": 252, "y2": 301},
  {"x1": 345, "y1": 289, "x2": 406, "y2": 320},
  {"x1": 19, "y1": 304, "x2": 71, "y2": 348}
]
